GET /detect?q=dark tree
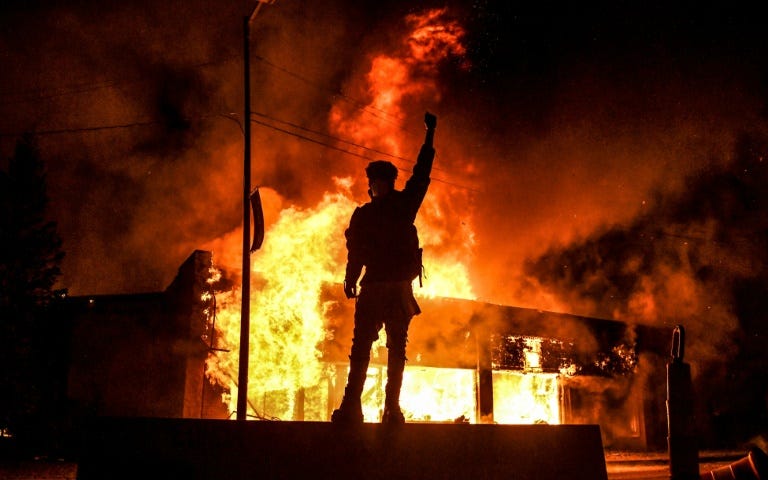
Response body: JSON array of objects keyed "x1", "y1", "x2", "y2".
[{"x1": 0, "y1": 134, "x2": 65, "y2": 444}]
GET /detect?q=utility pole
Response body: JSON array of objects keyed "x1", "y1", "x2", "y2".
[{"x1": 237, "y1": 0, "x2": 276, "y2": 422}]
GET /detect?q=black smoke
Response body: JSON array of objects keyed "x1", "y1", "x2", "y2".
[{"x1": 524, "y1": 132, "x2": 768, "y2": 445}]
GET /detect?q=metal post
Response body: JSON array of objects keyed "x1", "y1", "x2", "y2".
[
  {"x1": 667, "y1": 325, "x2": 698, "y2": 479},
  {"x1": 235, "y1": 0, "x2": 276, "y2": 423},
  {"x1": 236, "y1": 13, "x2": 252, "y2": 422}
]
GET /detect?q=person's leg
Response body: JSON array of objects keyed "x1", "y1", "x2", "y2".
[
  {"x1": 332, "y1": 344, "x2": 371, "y2": 421},
  {"x1": 382, "y1": 314, "x2": 412, "y2": 424},
  {"x1": 332, "y1": 303, "x2": 378, "y2": 424}
]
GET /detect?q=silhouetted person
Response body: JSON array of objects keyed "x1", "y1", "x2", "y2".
[{"x1": 332, "y1": 112, "x2": 437, "y2": 425}]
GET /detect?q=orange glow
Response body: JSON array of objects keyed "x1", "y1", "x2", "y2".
[
  {"x1": 492, "y1": 337, "x2": 563, "y2": 425},
  {"x1": 354, "y1": 365, "x2": 476, "y2": 423},
  {"x1": 492, "y1": 371, "x2": 561, "y2": 425},
  {"x1": 400, "y1": 366, "x2": 476, "y2": 423}
]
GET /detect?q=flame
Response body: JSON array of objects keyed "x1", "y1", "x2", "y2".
[
  {"x1": 492, "y1": 371, "x2": 561, "y2": 424},
  {"x1": 523, "y1": 337, "x2": 543, "y2": 371},
  {"x1": 330, "y1": 8, "x2": 465, "y2": 153},
  {"x1": 491, "y1": 338, "x2": 563, "y2": 425},
  {"x1": 405, "y1": 8, "x2": 467, "y2": 66},
  {"x1": 355, "y1": 365, "x2": 476, "y2": 423},
  {"x1": 206, "y1": 185, "x2": 355, "y2": 418}
]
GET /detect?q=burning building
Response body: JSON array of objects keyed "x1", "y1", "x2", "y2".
[
  {"x1": 61, "y1": 249, "x2": 670, "y2": 451},
  {"x1": 206, "y1": 258, "x2": 670, "y2": 450}
]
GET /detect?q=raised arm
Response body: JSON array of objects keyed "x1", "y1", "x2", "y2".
[
  {"x1": 412, "y1": 112, "x2": 436, "y2": 180},
  {"x1": 424, "y1": 111, "x2": 436, "y2": 148}
]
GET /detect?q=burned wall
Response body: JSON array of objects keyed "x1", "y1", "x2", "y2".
[{"x1": 65, "y1": 250, "x2": 226, "y2": 419}]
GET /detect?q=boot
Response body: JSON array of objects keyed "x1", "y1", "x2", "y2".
[
  {"x1": 331, "y1": 357, "x2": 368, "y2": 424},
  {"x1": 382, "y1": 356, "x2": 406, "y2": 425},
  {"x1": 331, "y1": 397, "x2": 363, "y2": 424},
  {"x1": 381, "y1": 405, "x2": 405, "y2": 425}
]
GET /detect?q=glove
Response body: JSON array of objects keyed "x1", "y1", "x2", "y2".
[{"x1": 343, "y1": 279, "x2": 357, "y2": 299}]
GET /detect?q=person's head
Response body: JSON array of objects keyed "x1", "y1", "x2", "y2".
[{"x1": 365, "y1": 160, "x2": 397, "y2": 198}]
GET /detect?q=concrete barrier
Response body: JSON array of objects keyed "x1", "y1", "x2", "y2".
[{"x1": 76, "y1": 418, "x2": 608, "y2": 480}]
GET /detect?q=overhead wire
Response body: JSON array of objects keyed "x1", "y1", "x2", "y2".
[
  {"x1": 250, "y1": 109, "x2": 450, "y2": 173},
  {"x1": 0, "y1": 79, "x2": 131, "y2": 106},
  {"x1": 0, "y1": 119, "x2": 165, "y2": 137},
  {"x1": 248, "y1": 115, "x2": 480, "y2": 193}
]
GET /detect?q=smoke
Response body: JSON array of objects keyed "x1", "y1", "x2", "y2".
[
  {"x1": 525, "y1": 132, "x2": 768, "y2": 370},
  {"x1": 520, "y1": 131, "x2": 768, "y2": 441}
]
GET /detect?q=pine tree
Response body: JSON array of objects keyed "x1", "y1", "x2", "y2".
[{"x1": 0, "y1": 134, "x2": 65, "y2": 441}]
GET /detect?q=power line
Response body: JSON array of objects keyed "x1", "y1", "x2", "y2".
[
  {"x1": 0, "y1": 80, "x2": 128, "y2": 106},
  {"x1": 251, "y1": 110, "x2": 416, "y2": 165},
  {"x1": 0, "y1": 120, "x2": 164, "y2": 137},
  {"x1": 250, "y1": 109, "x2": 451, "y2": 175},
  {"x1": 248, "y1": 116, "x2": 480, "y2": 193}
]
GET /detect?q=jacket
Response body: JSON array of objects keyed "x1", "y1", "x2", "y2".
[{"x1": 345, "y1": 144, "x2": 435, "y2": 285}]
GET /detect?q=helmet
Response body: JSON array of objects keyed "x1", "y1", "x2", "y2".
[{"x1": 365, "y1": 160, "x2": 398, "y2": 182}]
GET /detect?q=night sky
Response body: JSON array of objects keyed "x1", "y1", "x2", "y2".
[{"x1": 2, "y1": 3, "x2": 767, "y2": 361}]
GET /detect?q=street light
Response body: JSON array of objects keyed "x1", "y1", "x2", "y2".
[{"x1": 237, "y1": 0, "x2": 276, "y2": 422}]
